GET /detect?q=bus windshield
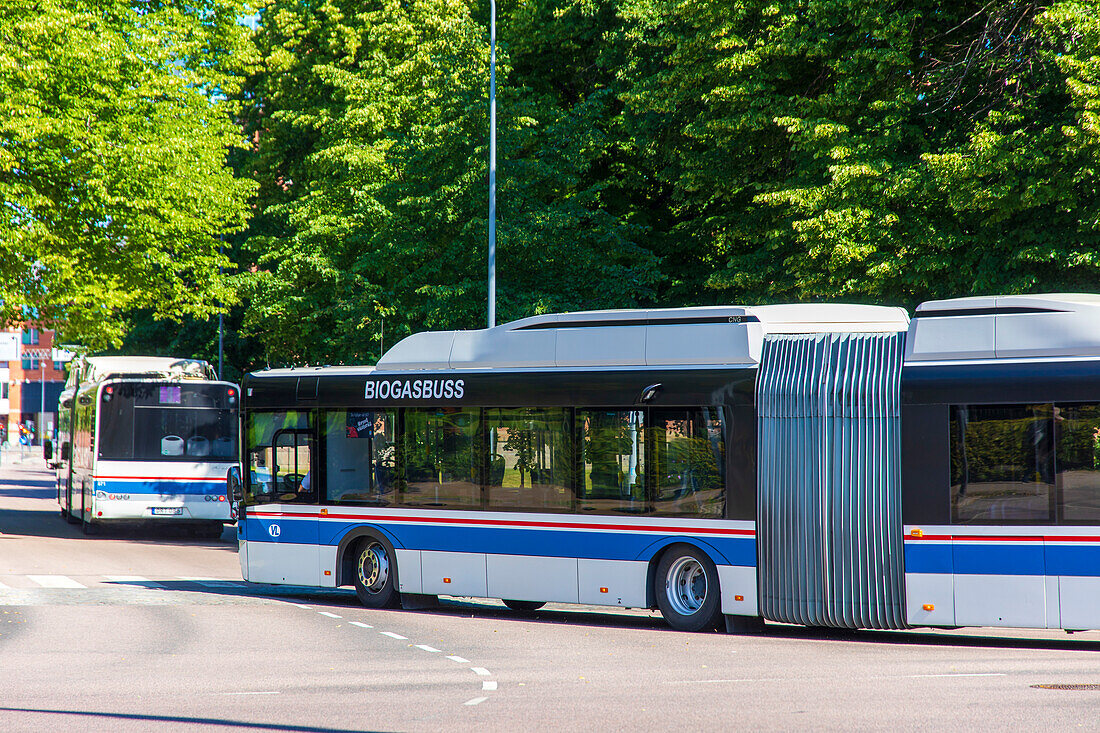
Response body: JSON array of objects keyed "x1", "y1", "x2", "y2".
[{"x1": 97, "y1": 383, "x2": 238, "y2": 462}]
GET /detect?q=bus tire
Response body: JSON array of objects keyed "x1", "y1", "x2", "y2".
[
  {"x1": 352, "y1": 536, "x2": 399, "y2": 609},
  {"x1": 655, "y1": 544, "x2": 722, "y2": 632},
  {"x1": 502, "y1": 599, "x2": 545, "y2": 612}
]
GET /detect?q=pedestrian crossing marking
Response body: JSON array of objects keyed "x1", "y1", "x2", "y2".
[
  {"x1": 104, "y1": 575, "x2": 165, "y2": 588},
  {"x1": 27, "y1": 575, "x2": 86, "y2": 589}
]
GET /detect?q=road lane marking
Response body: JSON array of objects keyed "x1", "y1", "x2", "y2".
[
  {"x1": 482, "y1": 681, "x2": 497, "y2": 691},
  {"x1": 104, "y1": 576, "x2": 165, "y2": 588},
  {"x1": 0, "y1": 580, "x2": 10, "y2": 589},
  {"x1": 447, "y1": 656, "x2": 470, "y2": 664},
  {"x1": 379, "y1": 631, "x2": 407, "y2": 640},
  {"x1": 350, "y1": 622, "x2": 373, "y2": 629},
  {"x1": 463, "y1": 697, "x2": 488, "y2": 706},
  {"x1": 217, "y1": 691, "x2": 281, "y2": 696},
  {"x1": 291, "y1": 603, "x2": 313, "y2": 609},
  {"x1": 416, "y1": 645, "x2": 441, "y2": 653},
  {"x1": 471, "y1": 667, "x2": 491, "y2": 676},
  {"x1": 664, "y1": 678, "x2": 783, "y2": 684},
  {"x1": 27, "y1": 575, "x2": 85, "y2": 589},
  {"x1": 318, "y1": 612, "x2": 342, "y2": 619},
  {"x1": 907, "y1": 673, "x2": 1007, "y2": 678}
]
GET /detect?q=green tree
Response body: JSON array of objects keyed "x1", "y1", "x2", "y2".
[
  {"x1": 0, "y1": 0, "x2": 257, "y2": 349},
  {"x1": 238, "y1": 0, "x2": 662, "y2": 365},
  {"x1": 619, "y1": 0, "x2": 1100, "y2": 307}
]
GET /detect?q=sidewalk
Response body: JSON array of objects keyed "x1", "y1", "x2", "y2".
[{"x1": 0, "y1": 444, "x2": 48, "y2": 473}]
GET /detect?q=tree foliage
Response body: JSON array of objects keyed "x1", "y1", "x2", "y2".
[{"x1": 0, "y1": 0, "x2": 256, "y2": 349}]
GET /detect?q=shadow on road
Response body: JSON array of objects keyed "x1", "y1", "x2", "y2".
[{"x1": 0, "y1": 708, "x2": 379, "y2": 733}]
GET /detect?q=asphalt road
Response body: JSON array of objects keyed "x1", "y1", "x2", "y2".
[{"x1": 1, "y1": 453, "x2": 1099, "y2": 732}]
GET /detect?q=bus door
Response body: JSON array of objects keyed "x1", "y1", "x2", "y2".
[{"x1": 242, "y1": 411, "x2": 319, "y2": 585}]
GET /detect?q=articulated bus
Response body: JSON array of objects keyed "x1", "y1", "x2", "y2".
[
  {"x1": 57, "y1": 356, "x2": 240, "y2": 537},
  {"x1": 236, "y1": 295, "x2": 1100, "y2": 633}
]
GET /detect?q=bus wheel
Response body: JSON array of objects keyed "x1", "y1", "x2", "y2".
[
  {"x1": 353, "y1": 538, "x2": 398, "y2": 609},
  {"x1": 502, "y1": 599, "x2": 545, "y2": 612},
  {"x1": 655, "y1": 544, "x2": 722, "y2": 632}
]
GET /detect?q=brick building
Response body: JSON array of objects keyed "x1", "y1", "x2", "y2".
[{"x1": 4, "y1": 327, "x2": 68, "y2": 445}]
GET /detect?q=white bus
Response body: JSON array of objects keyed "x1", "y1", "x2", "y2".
[
  {"x1": 235, "y1": 296, "x2": 1100, "y2": 633},
  {"x1": 57, "y1": 356, "x2": 239, "y2": 537}
]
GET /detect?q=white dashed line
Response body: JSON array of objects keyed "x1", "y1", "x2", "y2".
[
  {"x1": 471, "y1": 667, "x2": 491, "y2": 676},
  {"x1": 350, "y1": 622, "x2": 373, "y2": 629},
  {"x1": 447, "y1": 655, "x2": 470, "y2": 664},
  {"x1": 907, "y1": 673, "x2": 1007, "y2": 678},
  {"x1": 318, "y1": 612, "x2": 342, "y2": 619},
  {"x1": 0, "y1": 580, "x2": 10, "y2": 589},
  {"x1": 379, "y1": 631, "x2": 407, "y2": 640},
  {"x1": 28, "y1": 575, "x2": 85, "y2": 589},
  {"x1": 217, "y1": 691, "x2": 280, "y2": 696},
  {"x1": 416, "y1": 645, "x2": 441, "y2": 653},
  {"x1": 291, "y1": 603, "x2": 312, "y2": 609},
  {"x1": 482, "y1": 681, "x2": 497, "y2": 691},
  {"x1": 464, "y1": 697, "x2": 488, "y2": 706}
]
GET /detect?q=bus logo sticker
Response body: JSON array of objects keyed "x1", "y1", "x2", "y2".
[{"x1": 268, "y1": 524, "x2": 281, "y2": 539}]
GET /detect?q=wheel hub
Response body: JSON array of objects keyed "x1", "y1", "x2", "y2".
[{"x1": 665, "y1": 556, "x2": 707, "y2": 616}]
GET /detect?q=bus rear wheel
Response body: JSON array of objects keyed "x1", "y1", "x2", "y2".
[
  {"x1": 655, "y1": 544, "x2": 722, "y2": 632},
  {"x1": 353, "y1": 538, "x2": 398, "y2": 609},
  {"x1": 502, "y1": 599, "x2": 545, "y2": 612}
]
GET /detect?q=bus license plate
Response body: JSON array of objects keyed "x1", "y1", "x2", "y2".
[{"x1": 152, "y1": 507, "x2": 183, "y2": 516}]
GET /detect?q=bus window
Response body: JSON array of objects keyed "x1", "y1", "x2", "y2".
[
  {"x1": 484, "y1": 408, "x2": 573, "y2": 512},
  {"x1": 1054, "y1": 403, "x2": 1100, "y2": 523},
  {"x1": 323, "y1": 410, "x2": 397, "y2": 505},
  {"x1": 950, "y1": 404, "x2": 1055, "y2": 523},
  {"x1": 401, "y1": 408, "x2": 481, "y2": 508},
  {"x1": 578, "y1": 410, "x2": 646, "y2": 514},
  {"x1": 246, "y1": 411, "x2": 312, "y2": 504},
  {"x1": 648, "y1": 407, "x2": 725, "y2": 518}
]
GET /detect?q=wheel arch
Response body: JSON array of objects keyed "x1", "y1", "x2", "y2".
[
  {"x1": 334, "y1": 525, "x2": 403, "y2": 588},
  {"x1": 640, "y1": 538, "x2": 729, "y2": 610}
]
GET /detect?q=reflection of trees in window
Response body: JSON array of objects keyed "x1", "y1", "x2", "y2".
[
  {"x1": 485, "y1": 408, "x2": 572, "y2": 511},
  {"x1": 401, "y1": 409, "x2": 480, "y2": 508},
  {"x1": 650, "y1": 408, "x2": 725, "y2": 518},
  {"x1": 1055, "y1": 404, "x2": 1100, "y2": 523},
  {"x1": 579, "y1": 410, "x2": 645, "y2": 513},
  {"x1": 950, "y1": 404, "x2": 1053, "y2": 523}
]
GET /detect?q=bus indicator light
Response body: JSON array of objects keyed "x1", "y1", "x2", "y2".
[
  {"x1": 324, "y1": 570, "x2": 331, "y2": 576},
  {"x1": 735, "y1": 595, "x2": 744, "y2": 602},
  {"x1": 600, "y1": 587, "x2": 608, "y2": 593},
  {"x1": 443, "y1": 578, "x2": 451, "y2": 584},
  {"x1": 910, "y1": 528, "x2": 923, "y2": 538},
  {"x1": 922, "y1": 604, "x2": 934, "y2": 611}
]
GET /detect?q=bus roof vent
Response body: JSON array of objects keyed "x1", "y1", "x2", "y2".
[
  {"x1": 907, "y1": 293, "x2": 1100, "y2": 362},
  {"x1": 376, "y1": 304, "x2": 909, "y2": 370}
]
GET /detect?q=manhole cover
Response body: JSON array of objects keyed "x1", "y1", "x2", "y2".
[{"x1": 1031, "y1": 684, "x2": 1100, "y2": 691}]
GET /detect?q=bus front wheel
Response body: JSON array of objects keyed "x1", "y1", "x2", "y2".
[
  {"x1": 655, "y1": 544, "x2": 722, "y2": 632},
  {"x1": 353, "y1": 538, "x2": 398, "y2": 609}
]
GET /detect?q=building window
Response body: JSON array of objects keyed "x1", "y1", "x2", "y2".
[
  {"x1": 21, "y1": 329, "x2": 38, "y2": 345},
  {"x1": 22, "y1": 356, "x2": 39, "y2": 370}
]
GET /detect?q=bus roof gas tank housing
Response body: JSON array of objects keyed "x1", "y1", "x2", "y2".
[
  {"x1": 906, "y1": 293, "x2": 1100, "y2": 362},
  {"x1": 377, "y1": 303, "x2": 910, "y2": 370}
]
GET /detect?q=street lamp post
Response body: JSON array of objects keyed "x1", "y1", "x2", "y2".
[{"x1": 488, "y1": 0, "x2": 497, "y2": 329}]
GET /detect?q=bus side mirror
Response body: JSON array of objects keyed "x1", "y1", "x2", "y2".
[
  {"x1": 61, "y1": 443, "x2": 70, "y2": 461},
  {"x1": 43, "y1": 440, "x2": 53, "y2": 461}
]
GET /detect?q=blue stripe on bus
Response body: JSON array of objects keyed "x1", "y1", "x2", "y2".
[
  {"x1": 1045, "y1": 544, "x2": 1100, "y2": 576},
  {"x1": 95, "y1": 480, "x2": 227, "y2": 496},
  {"x1": 243, "y1": 517, "x2": 757, "y2": 566},
  {"x1": 906, "y1": 541, "x2": 1100, "y2": 577}
]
